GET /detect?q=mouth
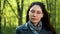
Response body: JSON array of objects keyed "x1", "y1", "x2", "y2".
[{"x1": 31, "y1": 18, "x2": 37, "y2": 20}]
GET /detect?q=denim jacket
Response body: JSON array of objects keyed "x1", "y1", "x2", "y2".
[{"x1": 16, "y1": 22, "x2": 52, "y2": 34}]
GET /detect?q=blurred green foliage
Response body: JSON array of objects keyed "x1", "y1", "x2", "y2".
[{"x1": 1, "y1": 0, "x2": 60, "y2": 34}]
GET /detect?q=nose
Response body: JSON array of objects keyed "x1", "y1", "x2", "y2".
[{"x1": 33, "y1": 13, "x2": 37, "y2": 17}]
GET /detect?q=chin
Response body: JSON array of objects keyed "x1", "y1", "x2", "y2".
[
  {"x1": 32, "y1": 21, "x2": 38, "y2": 23},
  {"x1": 30, "y1": 19, "x2": 39, "y2": 23}
]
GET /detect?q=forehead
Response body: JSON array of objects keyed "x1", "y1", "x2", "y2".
[{"x1": 30, "y1": 5, "x2": 42, "y2": 11}]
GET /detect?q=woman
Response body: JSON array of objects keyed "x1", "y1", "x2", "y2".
[{"x1": 16, "y1": 2, "x2": 56, "y2": 34}]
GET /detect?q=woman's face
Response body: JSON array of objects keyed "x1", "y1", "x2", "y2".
[{"x1": 29, "y1": 5, "x2": 44, "y2": 24}]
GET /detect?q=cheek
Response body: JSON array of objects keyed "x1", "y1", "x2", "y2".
[
  {"x1": 37, "y1": 17, "x2": 41, "y2": 20},
  {"x1": 29, "y1": 13, "x2": 32, "y2": 19},
  {"x1": 37, "y1": 15, "x2": 43, "y2": 20}
]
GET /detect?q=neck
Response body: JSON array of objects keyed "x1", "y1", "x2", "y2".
[
  {"x1": 29, "y1": 20, "x2": 41, "y2": 26},
  {"x1": 33, "y1": 22, "x2": 39, "y2": 26}
]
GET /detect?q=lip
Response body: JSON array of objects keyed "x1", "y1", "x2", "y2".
[{"x1": 31, "y1": 18, "x2": 37, "y2": 20}]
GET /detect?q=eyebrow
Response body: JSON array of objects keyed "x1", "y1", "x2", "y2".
[{"x1": 30, "y1": 9, "x2": 42, "y2": 13}]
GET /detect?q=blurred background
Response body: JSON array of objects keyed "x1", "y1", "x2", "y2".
[{"x1": 0, "y1": 0, "x2": 60, "y2": 34}]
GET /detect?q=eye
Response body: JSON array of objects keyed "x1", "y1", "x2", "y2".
[
  {"x1": 37, "y1": 11, "x2": 41, "y2": 14},
  {"x1": 30, "y1": 10, "x2": 35, "y2": 13}
]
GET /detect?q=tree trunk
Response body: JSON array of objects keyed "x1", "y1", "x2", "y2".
[
  {"x1": 16, "y1": 0, "x2": 24, "y2": 25},
  {"x1": 0, "y1": 0, "x2": 1, "y2": 34}
]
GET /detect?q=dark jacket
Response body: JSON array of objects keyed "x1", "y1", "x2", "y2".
[{"x1": 16, "y1": 23, "x2": 52, "y2": 34}]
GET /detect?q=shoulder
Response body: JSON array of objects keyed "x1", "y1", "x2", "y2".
[
  {"x1": 41, "y1": 27, "x2": 53, "y2": 34},
  {"x1": 16, "y1": 23, "x2": 28, "y2": 31}
]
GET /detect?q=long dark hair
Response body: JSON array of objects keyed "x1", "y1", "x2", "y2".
[{"x1": 26, "y1": 2, "x2": 56, "y2": 34}]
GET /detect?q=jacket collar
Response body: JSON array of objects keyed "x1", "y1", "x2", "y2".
[{"x1": 22, "y1": 22, "x2": 34, "y2": 34}]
